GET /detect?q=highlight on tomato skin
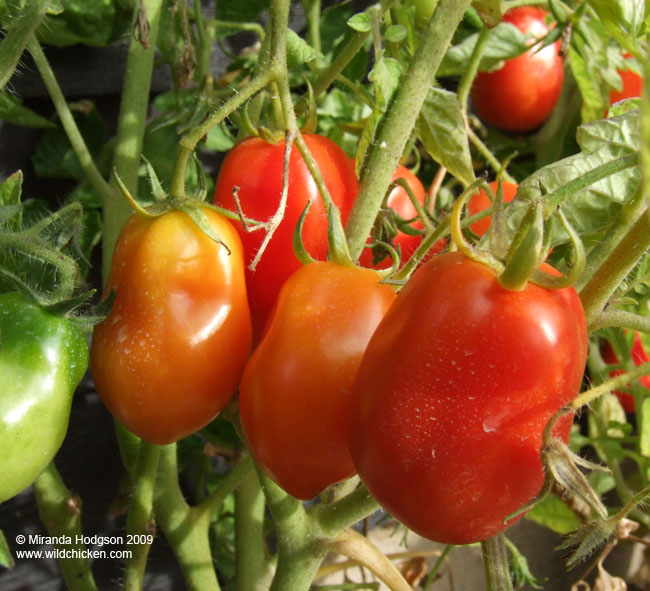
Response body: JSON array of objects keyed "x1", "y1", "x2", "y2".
[
  {"x1": 91, "y1": 209, "x2": 252, "y2": 445},
  {"x1": 470, "y1": 7, "x2": 565, "y2": 133},
  {"x1": 238, "y1": 261, "x2": 396, "y2": 501},
  {"x1": 349, "y1": 251, "x2": 588, "y2": 545}
]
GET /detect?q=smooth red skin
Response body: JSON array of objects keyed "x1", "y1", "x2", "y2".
[
  {"x1": 467, "y1": 181, "x2": 518, "y2": 237},
  {"x1": 213, "y1": 135, "x2": 358, "y2": 340},
  {"x1": 349, "y1": 252, "x2": 588, "y2": 545},
  {"x1": 360, "y1": 166, "x2": 445, "y2": 268},
  {"x1": 91, "y1": 210, "x2": 252, "y2": 445},
  {"x1": 471, "y1": 7, "x2": 564, "y2": 132},
  {"x1": 601, "y1": 332, "x2": 650, "y2": 413},
  {"x1": 239, "y1": 262, "x2": 396, "y2": 500}
]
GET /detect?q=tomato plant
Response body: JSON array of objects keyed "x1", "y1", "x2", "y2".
[
  {"x1": 239, "y1": 261, "x2": 395, "y2": 500},
  {"x1": 91, "y1": 208, "x2": 252, "y2": 445},
  {"x1": 466, "y1": 180, "x2": 518, "y2": 237},
  {"x1": 349, "y1": 252, "x2": 588, "y2": 545},
  {"x1": 0, "y1": 292, "x2": 88, "y2": 503},
  {"x1": 470, "y1": 7, "x2": 565, "y2": 132},
  {"x1": 213, "y1": 134, "x2": 358, "y2": 339}
]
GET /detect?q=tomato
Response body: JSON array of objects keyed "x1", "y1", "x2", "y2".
[
  {"x1": 213, "y1": 134, "x2": 358, "y2": 341},
  {"x1": 91, "y1": 208, "x2": 252, "y2": 445},
  {"x1": 470, "y1": 7, "x2": 564, "y2": 132},
  {"x1": 609, "y1": 55, "x2": 642, "y2": 105},
  {"x1": 601, "y1": 332, "x2": 650, "y2": 413},
  {"x1": 349, "y1": 252, "x2": 587, "y2": 544},
  {"x1": 0, "y1": 292, "x2": 88, "y2": 503},
  {"x1": 239, "y1": 262, "x2": 396, "y2": 500},
  {"x1": 360, "y1": 165, "x2": 446, "y2": 268},
  {"x1": 466, "y1": 181, "x2": 518, "y2": 237}
]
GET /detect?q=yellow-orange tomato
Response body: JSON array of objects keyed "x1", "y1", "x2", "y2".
[
  {"x1": 91, "y1": 208, "x2": 252, "y2": 444},
  {"x1": 239, "y1": 262, "x2": 396, "y2": 500}
]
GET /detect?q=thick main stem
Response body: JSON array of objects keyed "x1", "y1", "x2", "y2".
[
  {"x1": 344, "y1": 0, "x2": 473, "y2": 259},
  {"x1": 103, "y1": 0, "x2": 165, "y2": 283}
]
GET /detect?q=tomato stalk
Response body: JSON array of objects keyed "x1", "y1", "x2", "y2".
[
  {"x1": 481, "y1": 534, "x2": 514, "y2": 591},
  {"x1": 154, "y1": 445, "x2": 254, "y2": 591},
  {"x1": 456, "y1": 26, "x2": 491, "y2": 115},
  {"x1": 467, "y1": 127, "x2": 518, "y2": 185},
  {"x1": 123, "y1": 442, "x2": 160, "y2": 591},
  {"x1": 344, "y1": 0, "x2": 473, "y2": 261},
  {"x1": 34, "y1": 465, "x2": 98, "y2": 591},
  {"x1": 235, "y1": 471, "x2": 270, "y2": 591}
]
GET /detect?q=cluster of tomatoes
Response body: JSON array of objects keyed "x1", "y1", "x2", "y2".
[{"x1": 90, "y1": 6, "x2": 641, "y2": 546}]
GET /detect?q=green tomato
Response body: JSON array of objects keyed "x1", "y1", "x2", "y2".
[{"x1": 0, "y1": 292, "x2": 88, "y2": 502}]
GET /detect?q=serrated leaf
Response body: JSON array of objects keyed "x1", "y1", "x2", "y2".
[
  {"x1": 368, "y1": 54, "x2": 402, "y2": 109},
  {"x1": 416, "y1": 87, "x2": 475, "y2": 187},
  {"x1": 36, "y1": 0, "x2": 118, "y2": 47},
  {"x1": 286, "y1": 29, "x2": 319, "y2": 68},
  {"x1": 0, "y1": 529, "x2": 13, "y2": 569},
  {"x1": 347, "y1": 12, "x2": 372, "y2": 33},
  {"x1": 438, "y1": 22, "x2": 529, "y2": 78},
  {"x1": 568, "y1": 46, "x2": 605, "y2": 123},
  {"x1": 516, "y1": 111, "x2": 640, "y2": 240},
  {"x1": 385, "y1": 24, "x2": 407, "y2": 43}
]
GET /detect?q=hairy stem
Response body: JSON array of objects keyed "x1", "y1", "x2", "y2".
[
  {"x1": 481, "y1": 534, "x2": 514, "y2": 591},
  {"x1": 34, "y1": 464, "x2": 97, "y2": 591},
  {"x1": 345, "y1": 0, "x2": 474, "y2": 260}
]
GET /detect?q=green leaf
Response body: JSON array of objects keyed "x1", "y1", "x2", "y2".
[
  {"x1": 31, "y1": 101, "x2": 107, "y2": 180},
  {"x1": 0, "y1": 170, "x2": 23, "y2": 231},
  {"x1": 205, "y1": 123, "x2": 236, "y2": 152},
  {"x1": 416, "y1": 87, "x2": 475, "y2": 187},
  {"x1": 438, "y1": 22, "x2": 529, "y2": 78},
  {"x1": 368, "y1": 53, "x2": 402, "y2": 109},
  {"x1": 516, "y1": 111, "x2": 640, "y2": 239},
  {"x1": 0, "y1": 90, "x2": 56, "y2": 128},
  {"x1": 568, "y1": 46, "x2": 605, "y2": 124},
  {"x1": 347, "y1": 12, "x2": 372, "y2": 33},
  {"x1": 526, "y1": 493, "x2": 582, "y2": 535},
  {"x1": 36, "y1": 0, "x2": 118, "y2": 47},
  {"x1": 384, "y1": 24, "x2": 407, "y2": 43},
  {"x1": 286, "y1": 29, "x2": 319, "y2": 68},
  {"x1": 0, "y1": 529, "x2": 13, "y2": 569},
  {"x1": 586, "y1": 0, "x2": 644, "y2": 57},
  {"x1": 215, "y1": 0, "x2": 268, "y2": 23}
]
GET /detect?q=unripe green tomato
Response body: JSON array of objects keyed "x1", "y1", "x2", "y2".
[{"x1": 0, "y1": 292, "x2": 88, "y2": 502}]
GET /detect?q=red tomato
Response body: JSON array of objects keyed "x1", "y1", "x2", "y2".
[
  {"x1": 213, "y1": 134, "x2": 358, "y2": 340},
  {"x1": 601, "y1": 332, "x2": 650, "y2": 413},
  {"x1": 467, "y1": 181, "x2": 518, "y2": 237},
  {"x1": 349, "y1": 252, "x2": 587, "y2": 544},
  {"x1": 239, "y1": 262, "x2": 396, "y2": 500},
  {"x1": 609, "y1": 56, "x2": 643, "y2": 105},
  {"x1": 91, "y1": 209, "x2": 252, "y2": 445},
  {"x1": 360, "y1": 165, "x2": 446, "y2": 268},
  {"x1": 471, "y1": 7, "x2": 564, "y2": 132}
]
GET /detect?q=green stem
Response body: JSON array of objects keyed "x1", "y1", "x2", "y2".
[
  {"x1": 0, "y1": 0, "x2": 50, "y2": 89},
  {"x1": 481, "y1": 534, "x2": 514, "y2": 591},
  {"x1": 468, "y1": 127, "x2": 518, "y2": 184},
  {"x1": 456, "y1": 26, "x2": 491, "y2": 112},
  {"x1": 123, "y1": 442, "x2": 160, "y2": 591},
  {"x1": 27, "y1": 37, "x2": 113, "y2": 205},
  {"x1": 258, "y1": 473, "x2": 326, "y2": 591},
  {"x1": 235, "y1": 469, "x2": 267, "y2": 591},
  {"x1": 104, "y1": 0, "x2": 164, "y2": 284},
  {"x1": 301, "y1": 0, "x2": 322, "y2": 55},
  {"x1": 345, "y1": 0, "x2": 474, "y2": 260},
  {"x1": 309, "y1": 485, "x2": 379, "y2": 538},
  {"x1": 155, "y1": 445, "x2": 221, "y2": 591},
  {"x1": 170, "y1": 68, "x2": 275, "y2": 198},
  {"x1": 579, "y1": 206, "x2": 650, "y2": 331},
  {"x1": 33, "y1": 464, "x2": 97, "y2": 591}
]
